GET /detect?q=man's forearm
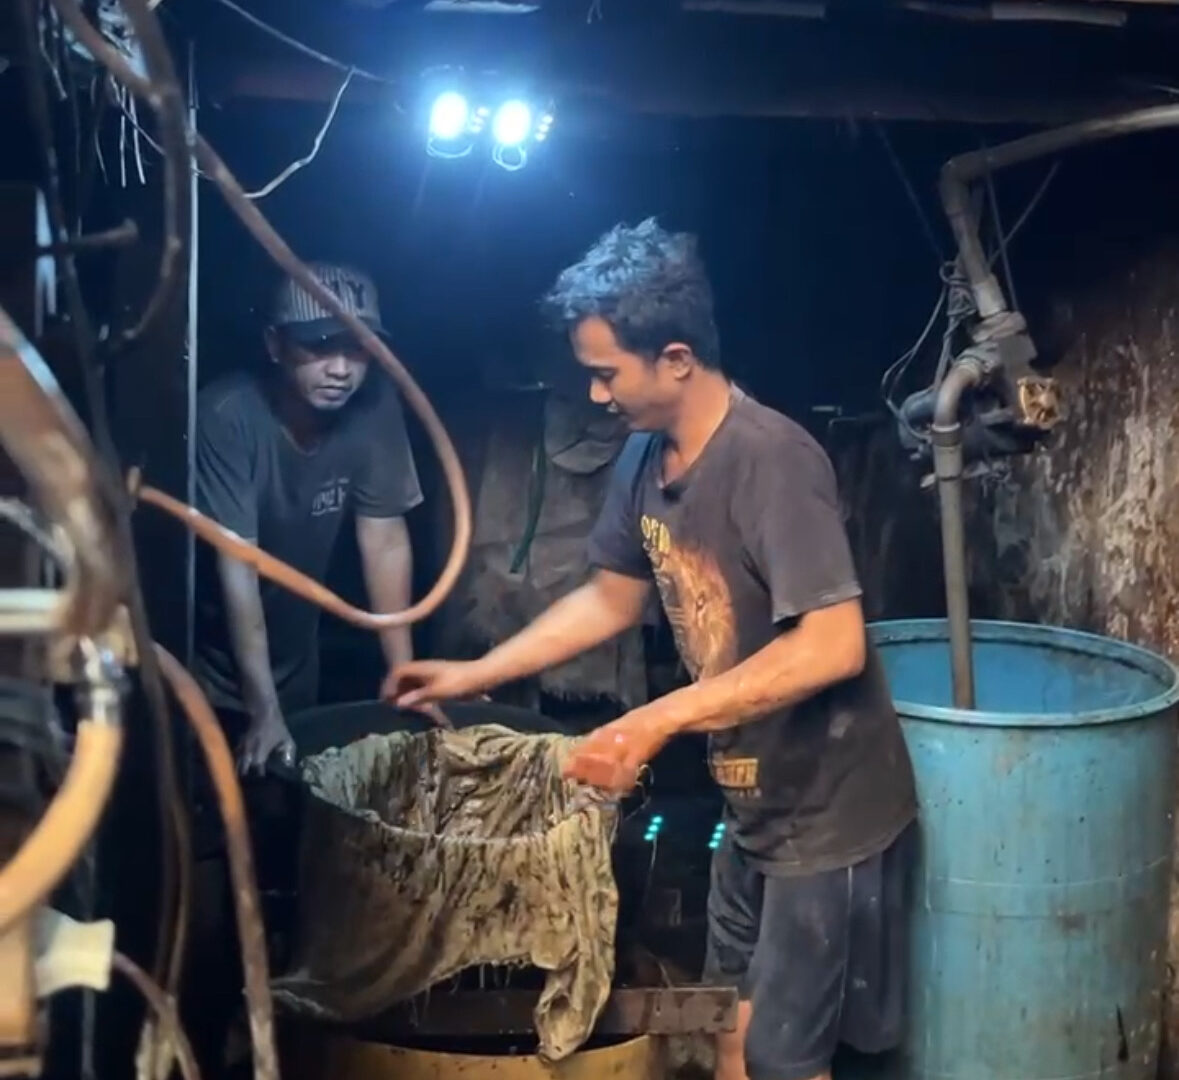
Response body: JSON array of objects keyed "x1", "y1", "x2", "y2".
[
  {"x1": 643, "y1": 601, "x2": 867, "y2": 737},
  {"x1": 471, "y1": 571, "x2": 650, "y2": 692},
  {"x1": 358, "y1": 516, "x2": 414, "y2": 668},
  {"x1": 218, "y1": 555, "x2": 283, "y2": 721}
]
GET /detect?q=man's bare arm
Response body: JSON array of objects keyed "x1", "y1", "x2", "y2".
[
  {"x1": 480, "y1": 569, "x2": 650, "y2": 685},
  {"x1": 356, "y1": 514, "x2": 414, "y2": 669},
  {"x1": 217, "y1": 553, "x2": 283, "y2": 724},
  {"x1": 390, "y1": 569, "x2": 652, "y2": 707},
  {"x1": 643, "y1": 598, "x2": 867, "y2": 737}
]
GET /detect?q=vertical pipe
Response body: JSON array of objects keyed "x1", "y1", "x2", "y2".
[
  {"x1": 932, "y1": 429, "x2": 975, "y2": 708},
  {"x1": 184, "y1": 41, "x2": 198, "y2": 673},
  {"x1": 932, "y1": 361, "x2": 984, "y2": 710}
]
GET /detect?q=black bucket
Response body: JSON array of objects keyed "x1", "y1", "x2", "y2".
[{"x1": 282, "y1": 699, "x2": 575, "y2": 761}]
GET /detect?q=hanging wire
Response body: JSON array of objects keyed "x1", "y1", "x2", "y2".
[
  {"x1": 982, "y1": 152, "x2": 1019, "y2": 313},
  {"x1": 879, "y1": 156, "x2": 1062, "y2": 431},
  {"x1": 242, "y1": 67, "x2": 354, "y2": 199},
  {"x1": 207, "y1": 0, "x2": 393, "y2": 85},
  {"x1": 873, "y1": 121, "x2": 947, "y2": 264},
  {"x1": 111, "y1": 65, "x2": 356, "y2": 201}
]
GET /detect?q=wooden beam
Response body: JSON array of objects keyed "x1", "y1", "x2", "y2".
[{"x1": 199, "y1": 49, "x2": 1167, "y2": 125}]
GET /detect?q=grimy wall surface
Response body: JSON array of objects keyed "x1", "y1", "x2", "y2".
[{"x1": 836, "y1": 134, "x2": 1179, "y2": 1073}]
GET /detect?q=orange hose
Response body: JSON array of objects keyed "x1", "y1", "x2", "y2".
[
  {"x1": 153, "y1": 646, "x2": 278, "y2": 1080},
  {"x1": 138, "y1": 483, "x2": 448, "y2": 629},
  {"x1": 49, "y1": 1, "x2": 472, "y2": 629},
  {"x1": 190, "y1": 132, "x2": 472, "y2": 628},
  {"x1": 0, "y1": 721, "x2": 123, "y2": 934}
]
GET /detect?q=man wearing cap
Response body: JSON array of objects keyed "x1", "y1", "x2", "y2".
[{"x1": 193, "y1": 263, "x2": 423, "y2": 773}]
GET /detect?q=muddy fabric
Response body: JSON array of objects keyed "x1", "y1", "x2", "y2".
[{"x1": 271, "y1": 725, "x2": 619, "y2": 1060}]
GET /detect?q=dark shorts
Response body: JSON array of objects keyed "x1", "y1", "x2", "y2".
[{"x1": 703, "y1": 823, "x2": 916, "y2": 1080}]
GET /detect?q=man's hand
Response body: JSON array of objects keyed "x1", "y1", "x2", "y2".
[
  {"x1": 382, "y1": 660, "x2": 488, "y2": 711},
  {"x1": 237, "y1": 712, "x2": 295, "y2": 776},
  {"x1": 561, "y1": 708, "x2": 677, "y2": 796}
]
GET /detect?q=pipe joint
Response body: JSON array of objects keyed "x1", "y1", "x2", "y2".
[
  {"x1": 74, "y1": 640, "x2": 125, "y2": 727},
  {"x1": 932, "y1": 435, "x2": 965, "y2": 482}
]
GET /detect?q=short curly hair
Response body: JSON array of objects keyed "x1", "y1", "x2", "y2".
[{"x1": 542, "y1": 218, "x2": 721, "y2": 371}]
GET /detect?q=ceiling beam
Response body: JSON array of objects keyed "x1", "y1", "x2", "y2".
[{"x1": 199, "y1": 44, "x2": 1170, "y2": 125}]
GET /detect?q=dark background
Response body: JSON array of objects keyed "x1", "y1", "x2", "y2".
[{"x1": 10, "y1": 2, "x2": 1179, "y2": 1074}]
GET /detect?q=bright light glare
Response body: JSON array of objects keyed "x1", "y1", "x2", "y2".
[
  {"x1": 429, "y1": 91, "x2": 470, "y2": 140},
  {"x1": 492, "y1": 100, "x2": 533, "y2": 147}
]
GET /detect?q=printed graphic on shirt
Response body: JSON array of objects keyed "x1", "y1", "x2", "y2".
[
  {"x1": 640, "y1": 513, "x2": 737, "y2": 679},
  {"x1": 711, "y1": 757, "x2": 759, "y2": 790},
  {"x1": 310, "y1": 477, "x2": 349, "y2": 517},
  {"x1": 639, "y1": 513, "x2": 757, "y2": 796}
]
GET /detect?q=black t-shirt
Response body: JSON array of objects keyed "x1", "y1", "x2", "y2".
[
  {"x1": 587, "y1": 389, "x2": 917, "y2": 874},
  {"x1": 193, "y1": 370, "x2": 423, "y2": 715}
]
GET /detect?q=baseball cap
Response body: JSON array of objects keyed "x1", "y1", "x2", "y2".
[{"x1": 271, "y1": 262, "x2": 387, "y2": 345}]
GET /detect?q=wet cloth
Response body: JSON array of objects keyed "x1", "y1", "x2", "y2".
[{"x1": 271, "y1": 724, "x2": 619, "y2": 1061}]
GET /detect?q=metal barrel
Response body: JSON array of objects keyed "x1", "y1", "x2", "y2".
[
  {"x1": 870, "y1": 619, "x2": 1179, "y2": 1080},
  {"x1": 279, "y1": 1025, "x2": 665, "y2": 1080}
]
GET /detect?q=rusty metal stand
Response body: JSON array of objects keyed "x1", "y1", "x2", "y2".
[{"x1": 356, "y1": 985, "x2": 739, "y2": 1041}]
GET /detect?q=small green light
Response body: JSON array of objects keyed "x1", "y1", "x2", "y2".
[{"x1": 651, "y1": 814, "x2": 664, "y2": 825}]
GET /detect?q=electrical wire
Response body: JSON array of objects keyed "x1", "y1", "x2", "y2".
[
  {"x1": 881, "y1": 158, "x2": 1060, "y2": 427},
  {"x1": 243, "y1": 67, "x2": 354, "y2": 199},
  {"x1": 112, "y1": 952, "x2": 202, "y2": 1080},
  {"x1": 994, "y1": 160, "x2": 1060, "y2": 254},
  {"x1": 983, "y1": 157, "x2": 1018, "y2": 313},
  {"x1": 114, "y1": 76, "x2": 348, "y2": 202},
  {"x1": 207, "y1": 0, "x2": 393, "y2": 85},
  {"x1": 873, "y1": 121, "x2": 946, "y2": 264},
  {"x1": 101, "y1": 2, "x2": 189, "y2": 359}
]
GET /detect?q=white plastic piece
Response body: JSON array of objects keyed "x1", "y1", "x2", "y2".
[{"x1": 33, "y1": 907, "x2": 115, "y2": 997}]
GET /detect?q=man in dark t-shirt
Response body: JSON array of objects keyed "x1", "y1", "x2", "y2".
[
  {"x1": 387, "y1": 221, "x2": 917, "y2": 1080},
  {"x1": 194, "y1": 262, "x2": 422, "y2": 773}
]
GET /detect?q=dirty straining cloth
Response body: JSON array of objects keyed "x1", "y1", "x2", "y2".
[{"x1": 271, "y1": 724, "x2": 619, "y2": 1061}]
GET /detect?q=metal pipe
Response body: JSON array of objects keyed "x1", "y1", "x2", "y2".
[
  {"x1": 0, "y1": 306, "x2": 124, "y2": 638},
  {"x1": 932, "y1": 359, "x2": 985, "y2": 709},
  {"x1": 0, "y1": 590, "x2": 65, "y2": 635},
  {"x1": 933, "y1": 103, "x2": 1179, "y2": 710},
  {"x1": 940, "y1": 103, "x2": 1179, "y2": 320},
  {"x1": 35, "y1": 220, "x2": 139, "y2": 257}
]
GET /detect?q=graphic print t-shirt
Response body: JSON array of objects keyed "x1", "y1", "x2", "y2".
[
  {"x1": 587, "y1": 389, "x2": 917, "y2": 873},
  {"x1": 193, "y1": 370, "x2": 423, "y2": 715}
]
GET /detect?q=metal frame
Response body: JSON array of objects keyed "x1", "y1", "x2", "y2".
[{"x1": 351, "y1": 986, "x2": 739, "y2": 1039}]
